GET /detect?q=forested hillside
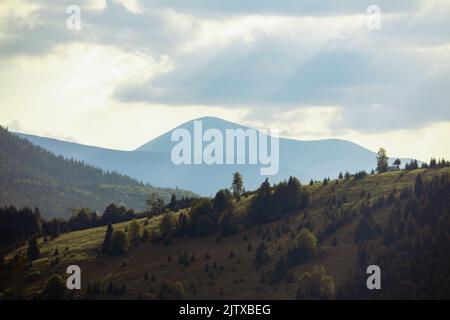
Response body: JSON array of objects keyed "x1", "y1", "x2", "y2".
[
  {"x1": 2, "y1": 166, "x2": 449, "y2": 299},
  {"x1": 0, "y1": 127, "x2": 196, "y2": 218}
]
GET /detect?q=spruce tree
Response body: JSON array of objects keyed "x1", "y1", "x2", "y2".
[
  {"x1": 102, "y1": 224, "x2": 114, "y2": 254},
  {"x1": 27, "y1": 238, "x2": 40, "y2": 261},
  {"x1": 231, "y1": 172, "x2": 244, "y2": 199}
]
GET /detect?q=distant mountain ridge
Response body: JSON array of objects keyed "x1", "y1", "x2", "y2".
[
  {"x1": 0, "y1": 127, "x2": 197, "y2": 218},
  {"x1": 14, "y1": 116, "x2": 413, "y2": 195}
]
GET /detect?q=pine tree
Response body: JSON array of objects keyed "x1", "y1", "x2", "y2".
[
  {"x1": 231, "y1": 172, "x2": 244, "y2": 199},
  {"x1": 109, "y1": 230, "x2": 129, "y2": 256},
  {"x1": 43, "y1": 274, "x2": 65, "y2": 299},
  {"x1": 102, "y1": 224, "x2": 114, "y2": 254},
  {"x1": 414, "y1": 175, "x2": 424, "y2": 198},
  {"x1": 430, "y1": 158, "x2": 437, "y2": 168},
  {"x1": 169, "y1": 193, "x2": 177, "y2": 211},
  {"x1": 27, "y1": 238, "x2": 40, "y2": 261}
]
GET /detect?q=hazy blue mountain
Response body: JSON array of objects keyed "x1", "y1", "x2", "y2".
[
  {"x1": 135, "y1": 117, "x2": 249, "y2": 153},
  {"x1": 15, "y1": 117, "x2": 412, "y2": 195}
]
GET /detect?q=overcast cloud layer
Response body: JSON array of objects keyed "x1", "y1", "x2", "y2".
[{"x1": 0, "y1": 0, "x2": 449, "y2": 159}]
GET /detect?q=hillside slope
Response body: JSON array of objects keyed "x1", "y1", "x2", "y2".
[
  {"x1": 0, "y1": 127, "x2": 197, "y2": 218},
  {"x1": 2, "y1": 167, "x2": 449, "y2": 299}
]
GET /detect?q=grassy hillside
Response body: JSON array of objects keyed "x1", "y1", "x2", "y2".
[
  {"x1": 1, "y1": 167, "x2": 449, "y2": 299},
  {"x1": 0, "y1": 127, "x2": 197, "y2": 219}
]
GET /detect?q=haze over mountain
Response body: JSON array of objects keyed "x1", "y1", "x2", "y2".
[{"x1": 15, "y1": 117, "x2": 411, "y2": 195}]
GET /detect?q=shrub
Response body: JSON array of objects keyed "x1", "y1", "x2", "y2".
[
  {"x1": 295, "y1": 265, "x2": 335, "y2": 300},
  {"x1": 287, "y1": 228, "x2": 317, "y2": 267}
]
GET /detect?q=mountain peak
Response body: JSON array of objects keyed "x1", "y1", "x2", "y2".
[
  {"x1": 180, "y1": 116, "x2": 247, "y2": 129},
  {"x1": 135, "y1": 116, "x2": 249, "y2": 152}
]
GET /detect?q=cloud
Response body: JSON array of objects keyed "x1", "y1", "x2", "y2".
[
  {"x1": 112, "y1": 1, "x2": 450, "y2": 132},
  {"x1": 0, "y1": 0, "x2": 199, "y2": 57},
  {"x1": 6, "y1": 120, "x2": 23, "y2": 132},
  {"x1": 0, "y1": 0, "x2": 449, "y2": 143}
]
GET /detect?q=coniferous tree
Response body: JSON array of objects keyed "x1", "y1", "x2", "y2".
[
  {"x1": 189, "y1": 199, "x2": 216, "y2": 236},
  {"x1": 159, "y1": 212, "x2": 174, "y2": 239},
  {"x1": 43, "y1": 274, "x2": 66, "y2": 300},
  {"x1": 231, "y1": 172, "x2": 244, "y2": 199},
  {"x1": 429, "y1": 158, "x2": 437, "y2": 168},
  {"x1": 102, "y1": 224, "x2": 114, "y2": 254},
  {"x1": 27, "y1": 238, "x2": 40, "y2": 261},
  {"x1": 414, "y1": 175, "x2": 424, "y2": 198},
  {"x1": 213, "y1": 189, "x2": 233, "y2": 214},
  {"x1": 109, "y1": 230, "x2": 129, "y2": 256},
  {"x1": 169, "y1": 193, "x2": 178, "y2": 211}
]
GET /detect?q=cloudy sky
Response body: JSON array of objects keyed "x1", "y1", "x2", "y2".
[{"x1": 0, "y1": 0, "x2": 449, "y2": 160}]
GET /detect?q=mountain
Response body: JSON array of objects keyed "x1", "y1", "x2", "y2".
[
  {"x1": 0, "y1": 127, "x2": 197, "y2": 218},
  {"x1": 14, "y1": 117, "x2": 413, "y2": 195},
  {"x1": 135, "y1": 116, "x2": 250, "y2": 152}
]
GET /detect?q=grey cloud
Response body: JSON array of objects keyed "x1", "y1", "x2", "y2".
[
  {"x1": 113, "y1": 1, "x2": 450, "y2": 132},
  {"x1": 1, "y1": 0, "x2": 449, "y2": 134},
  {"x1": 0, "y1": 0, "x2": 197, "y2": 57}
]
